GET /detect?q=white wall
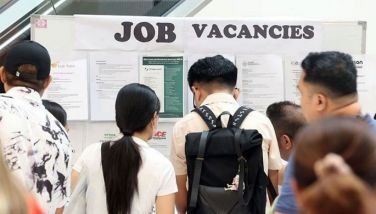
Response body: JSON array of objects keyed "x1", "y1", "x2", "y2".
[{"x1": 195, "y1": 0, "x2": 376, "y2": 54}]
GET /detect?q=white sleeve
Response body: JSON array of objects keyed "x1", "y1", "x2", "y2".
[
  {"x1": 73, "y1": 143, "x2": 98, "y2": 172},
  {"x1": 157, "y1": 161, "x2": 178, "y2": 196},
  {"x1": 64, "y1": 166, "x2": 89, "y2": 214}
]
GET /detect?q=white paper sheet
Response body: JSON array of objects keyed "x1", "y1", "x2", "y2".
[
  {"x1": 89, "y1": 52, "x2": 139, "y2": 121},
  {"x1": 140, "y1": 65, "x2": 165, "y2": 112},
  {"x1": 283, "y1": 55, "x2": 305, "y2": 104},
  {"x1": 149, "y1": 122, "x2": 174, "y2": 157},
  {"x1": 237, "y1": 55, "x2": 284, "y2": 113},
  {"x1": 44, "y1": 57, "x2": 89, "y2": 120},
  {"x1": 352, "y1": 55, "x2": 376, "y2": 116}
]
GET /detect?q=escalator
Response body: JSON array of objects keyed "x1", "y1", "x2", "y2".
[{"x1": 0, "y1": 0, "x2": 190, "y2": 60}]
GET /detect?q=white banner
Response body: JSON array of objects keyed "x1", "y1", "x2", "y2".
[
  {"x1": 75, "y1": 15, "x2": 323, "y2": 54},
  {"x1": 75, "y1": 15, "x2": 184, "y2": 51}
]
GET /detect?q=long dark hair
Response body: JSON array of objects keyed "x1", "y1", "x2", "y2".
[{"x1": 102, "y1": 83, "x2": 160, "y2": 214}]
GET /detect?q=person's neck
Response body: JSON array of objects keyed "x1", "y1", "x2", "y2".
[
  {"x1": 132, "y1": 132, "x2": 150, "y2": 142},
  {"x1": 329, "y1": 97, "x2": 361, "y2": 117}
]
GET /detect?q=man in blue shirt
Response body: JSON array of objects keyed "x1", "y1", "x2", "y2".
[{"x1": 275, "y1": 51, "x2": 376, "y2": 214}]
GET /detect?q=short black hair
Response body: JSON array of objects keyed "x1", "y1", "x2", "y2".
[
  {"x1": 266, "y1": 101, "x2": 306, "y2": 139},
  {"x1": 301, "y1": 51, "x2": 357, "y2": 97},
  {"x1": 42, "y1": 100, "x2": 67, "y2": 127},
  {"x1": 188, "y1": 55, "x2": 237, "y2": 88}
]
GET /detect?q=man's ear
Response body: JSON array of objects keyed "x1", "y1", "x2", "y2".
[
  {"x1": 281, "y1": 134, "x2": 293, "y2": 150},
  {"x1": 315, "y1": 93, "x2": 327, "y2": 112},
  {"x1": 0, "y1": 66, "x2": 7, "y2": 83},
  {"x1": 191, "y1": 85, "x2": 201, "y2": 103},
  {"x1": 233, "y1": 88, "x2": 240, "y2": 100},
  {"x1": 43, "y1": 75, "x2": 52, "y2": 89}
]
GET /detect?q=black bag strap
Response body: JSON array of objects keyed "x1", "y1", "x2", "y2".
[
  {"x1": 189, "y1": 131, "x2": 209, "y2": 209},
  {"x1": 193, "y1": 106, "x2": 217, "y2": 130},
  {"x1": 234, "y1": 129, "x2": 247, "y2": 204},
  {"x1": 229, "y1": 106, "x2": 254, "y2": 128},
  {"x1": 267, "y1": 175, "x2": 278, "y2": 201}
]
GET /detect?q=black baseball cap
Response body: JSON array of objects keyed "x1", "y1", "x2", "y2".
[{"x1": 3, "y1": 40, "x2": 51, "y2": 80}]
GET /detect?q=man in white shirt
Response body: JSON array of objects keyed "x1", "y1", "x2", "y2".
[
  {"x1": 0, "y1": 41, "x2": 72, "y2": 213},
  {"x1": 170, "y1": 55, "x2": 282, "y2": 213}
]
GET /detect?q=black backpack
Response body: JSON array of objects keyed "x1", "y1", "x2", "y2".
[{"x1": 185, "y1": 105, "x2": 276, "y2": 214}]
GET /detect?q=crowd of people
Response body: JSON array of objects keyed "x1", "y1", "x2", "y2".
[{"x1": 0, "y1": 40, "x2": 375, "y2": 214}]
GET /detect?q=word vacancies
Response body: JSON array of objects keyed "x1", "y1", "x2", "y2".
[{"x1": 114, "y1": 22, "x2": 315, "y2": 43}]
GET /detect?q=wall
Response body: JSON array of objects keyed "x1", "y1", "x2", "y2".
[{"x1": 195, "y1": 0, "x2": 376, "y2": 54}]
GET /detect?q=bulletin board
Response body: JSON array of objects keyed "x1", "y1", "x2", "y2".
[{"x1": 30, "y1": 15, "x2": 373, "y2": 161}]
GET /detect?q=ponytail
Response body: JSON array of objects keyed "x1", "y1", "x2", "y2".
[
  {"x1": 300, "y1": 154, "x2": 374, "y2": 214},
  {"x1": 102, "y1": 136, "x2": 142, "y2": 214}
]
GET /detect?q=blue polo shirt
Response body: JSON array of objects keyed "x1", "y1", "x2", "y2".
[{"x1": 275, "y1": 114, "x2": 376, "y2": 214}]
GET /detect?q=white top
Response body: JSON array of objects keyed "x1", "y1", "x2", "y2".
[
  {"x1": 71, "y1": 137, "x2": 177, "y2": 214},
  {"x1": 171, "y1": 93, "x2": 282, "y2": 175},
  {"x1": 0, "y1": 87, "x2": 72, "y2": 213}
]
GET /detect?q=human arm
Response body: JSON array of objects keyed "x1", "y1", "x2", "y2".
[
  {"x1": 170, "y1": 121, "x2": 190, "y2": 214},
  {"x1": 71, "y1": 169, "x2": 80, "y2": 192},
  {"x1": 175, "y1": 175, "x2": 188, "y2": 214},
  {"x1": 268, "y1": 169, "x2": 279, "y2": 195},
  {"x1": 274, "y1": 155, "x2": 298, "y2": 214},
  {"x1": 55, "y1": 207, "x2": 64, "y2": 214},
  {"x1": 155, "y1": 194, "x2": 175, "y2": 214}
]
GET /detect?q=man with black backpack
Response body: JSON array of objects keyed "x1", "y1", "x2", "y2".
[{"x1": 170, "y1": 55, "x2": 282, "y2": 214}]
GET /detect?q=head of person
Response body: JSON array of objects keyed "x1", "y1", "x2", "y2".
[
  {"x1": 293, "y1": 117, "x2": 376, "y2": 214},
  {"x1": 42, "y1": 100, "x2": 67, "y2": 128},
  {"x1": 298, "y1": 51, "x2": 358, "y2": 122},
  {"x1": 0, "y1": 41, "x2": 52, "y2": 96},
  {"x1": 266, "y1": 101, "x2": 306, "y2": 161},
  {"x1": 188, "y1": 55, "x2": 237, "y2": 107},
  {"x1": 102, "y1": 83, "x2": 160, "y2": 214}
]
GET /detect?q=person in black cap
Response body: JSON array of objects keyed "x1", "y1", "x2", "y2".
[{"x1": 0, "y1": 40, "x2": 72, "y2": 214}]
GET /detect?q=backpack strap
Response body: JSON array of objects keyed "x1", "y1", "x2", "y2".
[
  {"x1": 229, "y1": 106, "x2": 254, "y2": 128},
  {"x1": 234, "y1": 129, "x2": 247, "y2": 204},
  {"x1": 267, "y1": 175, "x2": 278, "y2": 202},
  {"x1": 193, "y1": 106, "x2": 218, "y2": 130},
  {"x1": 189, "y1": 131, "x2": 209, "y2": 209}
]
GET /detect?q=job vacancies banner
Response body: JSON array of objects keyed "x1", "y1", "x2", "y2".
[{"x1": 74, "y1": 15, "x2": 323, "y2": 54}]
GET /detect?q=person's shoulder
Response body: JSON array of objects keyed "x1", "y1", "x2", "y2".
[
  {"x1": 144, "y1": 147, "x2": 173, "y2": 167},
  {"x1": 243, "y1": 109, "x2": 273, "y2": 125},
  {"x1": 173, "y1": 111, "x2": 200, "y2": 129},
  {"x1": 0, "y1": 94, "x2": 17, "y2": 108},
  {"x1": 362, "y1": 114, "x2": 376, "y2": 133},
  {"x1": 79, "y1": 143, "x2": 102, "y2": 160}
]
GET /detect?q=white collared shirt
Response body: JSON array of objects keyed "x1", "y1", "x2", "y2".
[
  {"x1": 72, "y1": 136, "x2": 177, "y2": 214},
  {"x1": 0, "y1": 87, "x2": 72, "y2": 213},
  {"x1": 170, "y1": 93, "x2": 282, "y2": 175}
]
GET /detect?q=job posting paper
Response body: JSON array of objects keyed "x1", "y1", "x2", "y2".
[{"x1": 90, "y1": 52, "x2": 139, "y2": 121}]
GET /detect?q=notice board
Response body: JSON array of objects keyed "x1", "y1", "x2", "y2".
[{"x1": 30, "y1": 15, "x2": 369, "y2": 161}]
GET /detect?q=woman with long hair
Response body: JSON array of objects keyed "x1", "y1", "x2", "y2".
[
  {"x1": 67, "y1": 83, "x2": 177, "y2": 214},
  {"x1": 293, "y1": 117, "x2": 376, "y2": 214}
]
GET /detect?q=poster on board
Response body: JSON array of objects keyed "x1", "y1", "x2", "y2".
[
  {"x1": 140, "y1": 55, "x2": 184, "y2": 119},
  {"x1": 89, "y1": 51, "x2": 139, "y2": 121},
  {"x1": 352, "y1": 55, "x2": 376, "y2": 116},
  {"x1": 44, "y1": 57, "x2": 89, "y2": 120},
  {"x1": 237, "y1": 55, "x2": 284, "y2": 112},
  {"x1": 284, "y1": 55, "x2": 305, "y2": 104}
]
